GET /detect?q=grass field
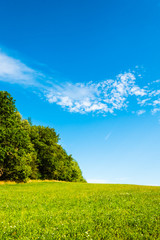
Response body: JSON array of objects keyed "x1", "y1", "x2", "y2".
[{"x1": 0, "y1": 182, "x2": 160, "y2": 240}]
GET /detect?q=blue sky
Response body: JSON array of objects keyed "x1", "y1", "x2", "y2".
[{"x1": 0, "y1": 0, "x2": 160, "y2": 185}]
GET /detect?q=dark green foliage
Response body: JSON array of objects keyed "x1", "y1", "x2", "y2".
[
  {"x1": 0, "y1": 92, "x2": 38, "y2": 182},
  {"x1": 0, "y1": 91, "x2": 85, "y2": 182},
  {"x1": 30, "y1": 125, "x2": 85, "y2": 182}
]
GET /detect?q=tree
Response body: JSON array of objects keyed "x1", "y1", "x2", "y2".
[
  {"x1": 0, "y1": 91, "x2": 86, "y2": 182},
  {"x1": 29, "y1": 125, "x2": 86, "y2": 182},
  {"x1": 0, "y1": 91, "x2": 37, "y2": 182},
  {"x1": 29, "y1": 125, "x2": 59, "y2": 179}
]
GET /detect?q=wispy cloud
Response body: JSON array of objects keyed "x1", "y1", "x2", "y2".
[
  {"x1": 0, "y1": 52, "x2": 43, "y2": 86},
  {"x1": 137, "y1": 110, "x2": 146, "y2": 115},
  {"x1": 45, "y1": 72, "x2": 148, "y2": 114},
  {"x1": 105, "y1": 132, "x2": 111, "y2": 141},
  {"x1": 151, "y1": 108, "x2": 160, "y2": 114},
  {"x1": 1, "y1": 51, "x2": 160, "y2": 115}
]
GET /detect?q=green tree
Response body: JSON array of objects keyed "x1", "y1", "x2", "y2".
[
  {"x1": 0, "y1": 91, "x2": 86, "y2": 182},
  {"x1": 30, "y1": 125, "x2": 86, "y2": 182},
  {"x1": 29, "y1": 125, "x2": 59, "y2": 179},
  {"x1": 0, "y1": 91, "x2": 37, "y2": 182}
]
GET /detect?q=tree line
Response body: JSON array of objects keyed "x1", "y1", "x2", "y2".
[{"x1": 0, "y1": 91, "x2": 86, "y2": 182}]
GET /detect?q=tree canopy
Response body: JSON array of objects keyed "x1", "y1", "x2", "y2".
[{"x1": 0, "y1": 91, "x2": 86, "y2": 183}]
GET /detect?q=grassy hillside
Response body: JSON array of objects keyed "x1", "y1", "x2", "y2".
[{"x1": 0, "y1": 182, "x2": 160, "y2": 239}]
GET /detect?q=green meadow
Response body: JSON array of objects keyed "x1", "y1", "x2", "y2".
[{"x1": 0, "y1": 182, "x2": 160, "y2": 240}]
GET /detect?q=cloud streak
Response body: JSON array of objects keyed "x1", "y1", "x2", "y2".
[
  {"x1": 45, "y1": 72, "x2": 148, "y2": 114},
  {"x1": 137, "y1": 110, "x2": 146, "y2": 115},
  {"x1": 0, "y1": 51, "x2": 160, "y2": 115},
  {"x1": 105, "y1": 132, "x2": 111, "y2": 141},
  {"x1": 0, "y1": 52, "x2": 43, "y2": 86}
]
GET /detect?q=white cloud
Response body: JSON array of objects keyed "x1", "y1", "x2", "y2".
[
  {"x1": 137, "y1": 98, "x2": 151, "y2": 106},
  {"x1": 153, "y1": 99, "x2": 160, "y2": 106},
  {"x1": 130, "y1": 86, "x2": 146, "y2": 96},
  {"x1": 151, "y1": 108, "x2": 160, "y2": 114},
  {"x1": 149, "y1": 90, "x2": 160, "y2": 97},
  {"x1": 45, "y1": 72, "x2": 148, "y2": 114},
  {"x1": 137, "y1": 110, "x2": 146, "y2": 115},
  {"x1": 0, "y1": 52, "x2": 41, "y2": 86},
  {"x1": 1, "y1": 51, "x2": 160, "y2": 116}
]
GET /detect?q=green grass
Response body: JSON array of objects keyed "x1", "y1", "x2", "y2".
[{"x1": 0, "y1": 182, "x2": 160, "y2": 239}]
